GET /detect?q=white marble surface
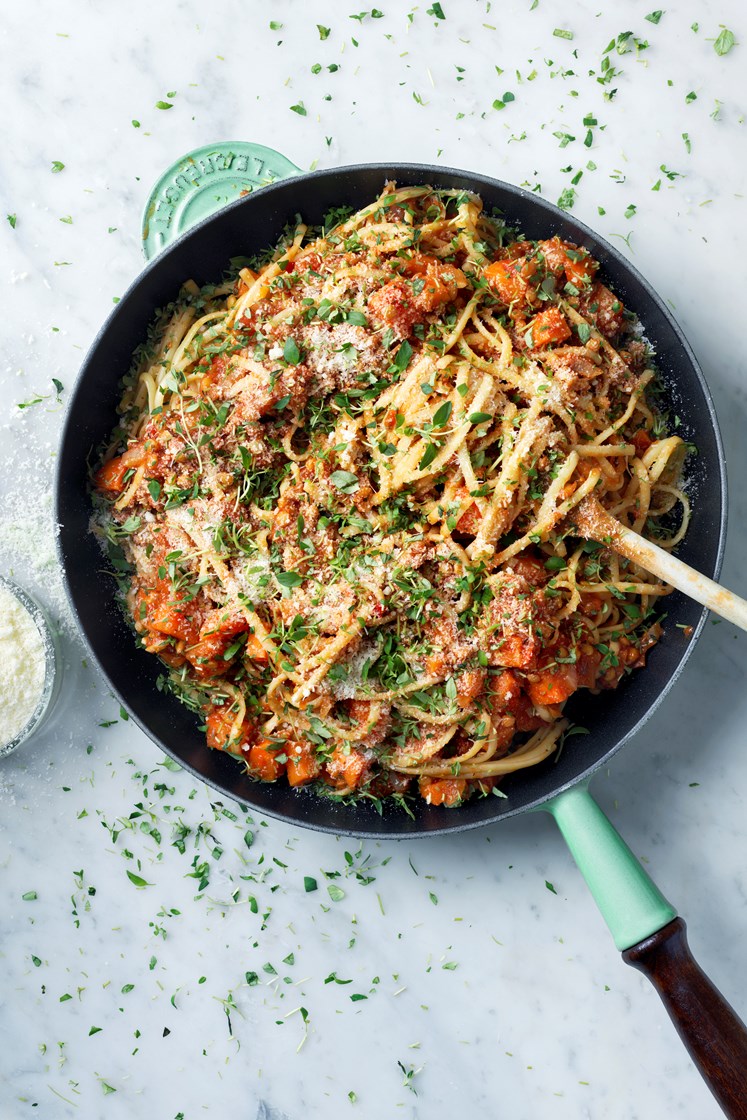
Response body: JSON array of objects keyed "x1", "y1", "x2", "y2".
[{"x1": 1, "y1": 2, "x2": 746, "y2": 1117}]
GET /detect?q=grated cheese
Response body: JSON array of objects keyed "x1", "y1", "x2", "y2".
[{"x1": 0, "y1": 584, "x2": 46, "y2": 747}]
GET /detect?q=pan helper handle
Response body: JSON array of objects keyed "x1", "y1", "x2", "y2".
[
  {"x1": 141, "y1": 142, "x2": 301, "y2": 259},
  {"x1": 547, "y1": 784, "x2": 747, "y2": 1120}
]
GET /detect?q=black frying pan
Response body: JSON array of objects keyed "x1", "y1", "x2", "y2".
[{"x1": 55, "y1": 159, "x2": 747, "y2": 1117}]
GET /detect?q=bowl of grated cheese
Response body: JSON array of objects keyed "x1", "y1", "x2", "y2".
[{"x1": 0, "y1": 576, "x2": 61, "y2": 757}]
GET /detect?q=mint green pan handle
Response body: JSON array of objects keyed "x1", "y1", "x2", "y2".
[
  {"x1": 545, "y1": 783, "x2": 675, "y2": 951},
  {"x1": 547, "y1": 784, "x2": 747, "y2": 1118}
]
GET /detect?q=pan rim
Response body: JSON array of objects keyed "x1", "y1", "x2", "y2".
[{"x1": 54, "y1": 161, "x2": 728, "y2": 839}]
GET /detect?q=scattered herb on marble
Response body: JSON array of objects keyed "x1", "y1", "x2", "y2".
[
  {"x1": 713, "y1": 27, "x2": 736, "y2": 55},
  {"x1": 126, "y1": 870, "x2": 152, "y2": 888}
]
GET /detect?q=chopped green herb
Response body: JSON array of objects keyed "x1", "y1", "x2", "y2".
[
  {"x1": 330, "y1": 470, "x2": 360, "y2": 494},
  {"x1": 392, "y1": 340, "x2": 413, "y2": 372},
  {"x1": 713, "y1": 27, "x2": 736, "y2": 56},
  {"x1": 126, "y1": 870, "x2": 152, "y2": 888},
  {"x1": 276, "y1": 570, "x2": 303, "y2": 589},
  {"x1": 283, "y1": 336, "x2": 301, "y2": 365},
  {"x1": 432, "y1": 400, "x2": 452, "y2": 428}
]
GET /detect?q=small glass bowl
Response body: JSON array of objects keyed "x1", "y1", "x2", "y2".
[{"x1": 0, "y1": 575, "x2": 62, "y2": 758}]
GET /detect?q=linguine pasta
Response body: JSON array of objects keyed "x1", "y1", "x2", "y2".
[{"x1": 93, "y1": 183, "x2": 690, "y2": 808}]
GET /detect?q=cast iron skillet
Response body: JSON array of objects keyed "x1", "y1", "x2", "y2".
[{"x1": 55, "y1": 158, "x2": 747, "y2": 1117}]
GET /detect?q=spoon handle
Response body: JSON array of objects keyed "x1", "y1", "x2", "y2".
[{"x1": 575, "y1": 499, "x2": 747, "y2": 631}]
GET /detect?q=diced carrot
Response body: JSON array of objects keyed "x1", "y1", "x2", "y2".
[
  {"x1": 94, "y1": 455, "x2": 131, "y2": 492},
  {"x1": 492, "y1": 631, "x2": 539, "y2": 670},
  {"x1": 632, "y1": 429, "x2": 654, "y2": 456},
  {"x1": 149, "y1": 601, "x2": 201, "y2": 644},
  {"x1": 456, "y1": 668, "x2": 486, "y2": 709},
  {"x1": 401, "y1": 254, "x2": 467, "y2": 310},
  {"x1": 580, "y1": 282, "x2": 624, "y2": 339},
  {"x1": 527, "y1": 664, "x2": 578, "y2": 707},
  {"x1": 537, "y1": 237, "x2": 571, "y2": 275},
  {"x1": 488, "y1": 671, "x2": 545, "y2": 732},
  {"x1": 425, "y1": 652, "x2": 449, "y2": 677},
  {"x1": 537, "y1": 238, "x2": 597, "y2": 288},
  {"x1": 324, "y1": 745, "x2": 370, "y2": 790},
  {"x1": 484, "y1": 259, "x2": 529, "y2": 305},
  {"x1": 205, "y1": 705, "x2": 252, "y2": 752},
  {"x1": 245, "y1": 632, "x2": 269, "y2": 663},
  {"x1": 418, "y1": 777, "x2": 467, "y2": 807},
  {"x1": 564, "y1": 253, "x2": 596, "y2": 288},
  {"x1": 489, "y1": 670, "x2": 523, "y2": 715},
  {"x1": 456, "y1": 502, "x2": 482, "y2": 535},
  {"x1": 187, "y1": 633, "x2": 228, "y2": 677},
  {"x1": 94, "y1": 444, "x2": 146, "y2": 492},
  {"x1": 187, "y1": 613, "x2": 249, "y2": 677},
  {"x1": 453, "y1": 484, "x2": 483, "y2": 535},
  {"x1": 286, "y1": 742, "x2": 321, "y2": 787},
  {"x1": 530, "y1": 306, "x2": 571, "y2": 347},
  {"x1": 147, "y1": 578, "x2": 201, "y2": 644},
  {"x1": 346, "y1": 699, "x2": 372, "y2": 724},
  {"x1": 298, "y1": 251, "x2": 322, "y2": 273},
  {"x1": 248, "y1": 739, "x2": 286, "y2": 781},
  {"x1": 367, "y1": 256, "x2": 466, "y2": 338}
]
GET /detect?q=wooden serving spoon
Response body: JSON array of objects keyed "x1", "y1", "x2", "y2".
[{"x1": 571, "y1": 496, "x2": 747, "y2": 632}]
